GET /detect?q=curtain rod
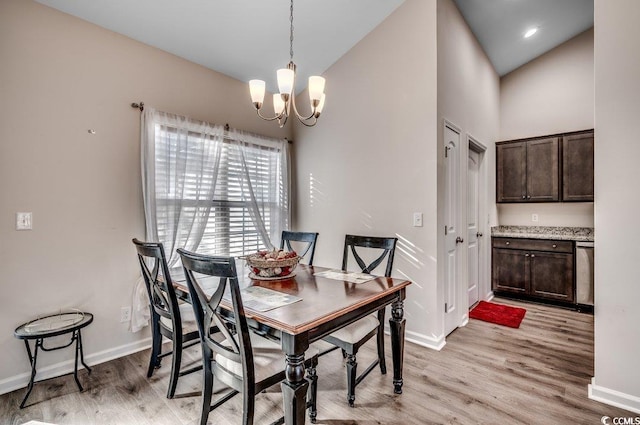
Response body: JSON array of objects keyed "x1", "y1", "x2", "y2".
[{"x1": 131, "y1": 103, "x2": 291, "y2": 143}]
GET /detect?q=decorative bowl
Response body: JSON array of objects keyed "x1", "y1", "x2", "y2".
[{"x1": 245, "y1": 249, "x2": 299, "y2": 279}]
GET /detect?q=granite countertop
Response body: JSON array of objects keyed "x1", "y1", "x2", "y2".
[{"x1": 491, "y1": 225, "x2": 594, "y2": 242}]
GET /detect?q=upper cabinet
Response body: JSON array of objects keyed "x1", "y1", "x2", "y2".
[
  {"x1": 496, "y1": 130, "x2": 594, "y2": 203},
  {"x1": 562, "y1": 131, "x2": 594, "y2": 202},
  {"x1": 497, "y1": 137, "x2": 559, "y2": 202}
]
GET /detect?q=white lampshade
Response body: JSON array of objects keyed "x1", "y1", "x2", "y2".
[
  {"x1": 273, "y1": 93, "x2": 286, "y2": 115},
  {"x1": 308, "y1": 76, "x2": 325, "y2": 103},
  {"x1": 249, "y1": 80, "x2": 266, "y2": 105},
  {"x1": 277, "y1": 68, "x2": 295, "y2": 95}
]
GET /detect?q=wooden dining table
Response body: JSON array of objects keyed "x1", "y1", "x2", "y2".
[{"x1": 174, "y1": 263, "x2": 411, "y2": 425}]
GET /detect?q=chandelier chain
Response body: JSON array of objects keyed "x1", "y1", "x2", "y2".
[{"x1": 289, "y1": 0, "x2": 294, "y2": 61}]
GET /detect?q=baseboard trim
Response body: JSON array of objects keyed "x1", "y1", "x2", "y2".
[
  {"x1": 0, "y1": 337, "x2": 152, "y2": 396},
  {"x1": 588, "y1": 377, "x2": 640, "y2": 414},
  {"x1": 382, "y1": 326, "x2": 445, "y2": 351},
  {"x1": 405, "y1": 329, "x2": 446, "y2": 351}
]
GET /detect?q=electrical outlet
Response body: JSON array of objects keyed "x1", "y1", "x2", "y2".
[
  {"x1": 532, "y1": 214, "x2": 539, "y2": 222},
  {"x1": 120, "y1": 306, "x2": 132, "y2": 323}
]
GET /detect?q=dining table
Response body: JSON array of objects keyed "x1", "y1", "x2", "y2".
[{"x1": 173, "y1": 263, "x2": 411, "y2": 425}]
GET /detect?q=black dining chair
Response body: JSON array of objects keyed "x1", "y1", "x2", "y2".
[
  {"x1": 177, "y1": 248, "x2": 320, "y2": 425},
  {"x1": 321, "y1": 234, "x2": 398, "y2": 407},
  {"x1": 132, "y1": 238, "x2": 202, "y2": 399},
  {"x1": 280, "y1": 231, "x2": 319, "y2": 265}
]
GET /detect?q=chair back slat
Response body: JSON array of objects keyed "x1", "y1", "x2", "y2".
[
  {"x1": 280, "y1": 231, "x2": 319, "y2": 265},
  {"x1": 133, "y1": 239, "x2": 180, "y2": 323},
  {"x1": 342, "y1": 235, "x2": 398, "y2": 277},
  {"x1": 177, "y1": 249, "x2": 255, "y2": 391}
]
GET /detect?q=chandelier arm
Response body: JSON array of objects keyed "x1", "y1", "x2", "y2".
[
  {"x1": 290, "y1": 91, "x2": 318, "y2": 122},
  {"x1": 297, "y1": 116, "x2": 318, "y2": 127},
  {"x1": 256, "y1": 109, "x2": 286, "y2": 122}
]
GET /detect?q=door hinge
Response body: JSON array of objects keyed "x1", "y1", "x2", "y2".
[
  {"x1": 445, "y1": 146, "x2": 449, "y2": 158},
  {"x1": 445, "y1": 303, "x2": 448, "y2": 313},
  {"x1": 444, "y1": 225, "x2": 448, "y2": 235}
]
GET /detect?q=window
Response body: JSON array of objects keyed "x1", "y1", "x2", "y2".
[{"x1": 142, "y1": 109, "x2": 289, "y2": 267}]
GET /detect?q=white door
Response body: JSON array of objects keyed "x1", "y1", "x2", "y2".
[
  {"x1": 467, "y1": 149, "x2": 480, "y2": 307},
  {"x1": 444, "y1": 123, "x2": 461, "y2": 335}
]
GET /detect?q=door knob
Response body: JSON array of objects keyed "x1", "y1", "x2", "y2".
[
  {"x1": 476, "y1": 232, "x2": 483, "y2": 238},
  {"x1": 456, "y1": 237, "x2": 464, "y2": 244}
]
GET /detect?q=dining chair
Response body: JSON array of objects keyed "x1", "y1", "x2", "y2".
[
  {"x1": 321, "y1": 234, "x2": 398, "y2": 407},
  {"x1": 132, "y1": 238, "x2": 202, "y2": 399},
  {"x1": 280, "y1": 231, "x2": 319, "y2": 265},
  {"x1": 177, "y1": 248, "x2": 319, "y2": 425}
]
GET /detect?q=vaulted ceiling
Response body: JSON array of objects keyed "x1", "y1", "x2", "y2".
[{"x1": 35, "y1": 0, "x2": 594, "y2": 89}]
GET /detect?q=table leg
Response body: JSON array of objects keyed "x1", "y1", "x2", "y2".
[
  {"x1": 77, "y1": 329, "x2": 92, "y2": 373},
  {"x1": 281, "y1": 333, "x2": 309, "y2": 425},
  {"x1": 389, "y1": 298, "x2": 406, "y2": 394},
  {"x1": 20, "y1": 339, "x2": 40, "y2": 409},
  {"x1": 73, "y1": 329, "x2": 91, "y2": 391}
]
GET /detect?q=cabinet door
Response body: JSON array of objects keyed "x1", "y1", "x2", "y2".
[
  {"x1": 527, "y1": 137, "x2": 559, "y2": 201},
  {"x1": 529, "y1": 251, "x2": 574, "y2": 302},
  {"x1": 496, "y1": 142, "x2": 527, "y2": 202},
  {"x1": 492, "y1": 248, "x2": 528, "y2": 294},
  {"x1": 562, "y1": 131, "x2": 594, "y2": 202}
]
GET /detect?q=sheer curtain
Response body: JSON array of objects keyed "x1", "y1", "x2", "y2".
[{"x1": 132, "y1": 108, "x2": 290, "y2": 331}]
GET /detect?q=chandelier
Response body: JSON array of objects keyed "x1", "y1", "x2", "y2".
[{"x1": 249, "y1": 0, "x2": 326, "y2": 128}]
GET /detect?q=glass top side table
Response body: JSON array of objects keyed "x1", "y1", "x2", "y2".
[{"x1": 14, "y1": 311, "x2": 93, "y2": 408}]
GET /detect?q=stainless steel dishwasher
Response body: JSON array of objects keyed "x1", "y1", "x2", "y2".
[{"x1": 576, "y1": 241, "x2": 594, "y2": 306}]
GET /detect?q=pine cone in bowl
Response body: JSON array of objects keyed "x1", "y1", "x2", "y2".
[{"x1": 245, "y1": 249, "x2": 299, "y2": 278}]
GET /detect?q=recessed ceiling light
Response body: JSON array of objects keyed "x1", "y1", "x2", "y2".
[{"x1": 524, "y1": 27, "x2": 538, "y2": 38}]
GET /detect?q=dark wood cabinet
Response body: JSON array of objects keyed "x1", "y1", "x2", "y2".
[
  {"x1": 496, "y1": 129, "x2": 593, "y2": 203},
  {"x1": 496, "y1": 137, "x2": 559, "y2": 203},
  {"x1": 492, "y1": 237, "x2": 575, "y2": 304},
  {"x1": 562, "y1": 131, "x2": 594, "y2": 202},
  {"x1": 496, "y1": 142, "x2": 527, "y2": 202}
]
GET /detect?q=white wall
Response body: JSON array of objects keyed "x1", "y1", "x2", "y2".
[
  {"x1": 0, "y1": 0, "x2": 290, "y2": 394},
  {"x1": 292, "y1": 0, "x2": 441, "y2": 348},
  {"x1": 498, "y1": 28, "x2": 594, "y2": 227},
  {"x1": 589, "y1": 0, "x2": 640, "y2": 413},
  {"x1": 437, "y1": 0, "x2": 500, "y2": 318}
]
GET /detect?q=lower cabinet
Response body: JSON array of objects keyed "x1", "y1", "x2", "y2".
[{"x1": 492, "y1": 237, "x2": 575, "y2": 304}]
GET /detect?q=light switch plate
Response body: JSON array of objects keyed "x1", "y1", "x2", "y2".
[
  {"x1": 16, "y1": 212, "x2": 32, "y2": 230},
  {"x1": 413, "y1": 212, "x2": 423, "y2": 227},
  {"x1": 531, "y1": 213, "x2": 539, "y2": 222}
]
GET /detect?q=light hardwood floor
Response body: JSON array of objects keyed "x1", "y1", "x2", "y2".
[{"x1": 1, "y1": 298, "x2": 635, "y2": 424}]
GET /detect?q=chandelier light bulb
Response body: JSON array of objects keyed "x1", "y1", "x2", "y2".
[
  {"x1": 277, "y1": 68, "x2": 295, "y2": 97},
  {"x1": 249, "y1": 80, "x2": 266, "y2": 107},
  {"x1": 308, "y1": 76, "x2": 326, "y2": 105},
  {"x1": 273, "y1": 93, "x2": 286, "y2": 116}
]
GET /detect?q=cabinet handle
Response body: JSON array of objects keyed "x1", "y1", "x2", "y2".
[
  {"x1": 505, "y1": 241, "x2": 510, "y2": 245},
  {"x1": 527, "y1": 195, "x2": 531, "y2": 199},
  {"x1": 476, "y1": 232, "x2": 483, "y2": 238},
  {"x1": 525, "y1": 253, "x2": 529, "y2": 257},
  {"x1": 522, "y1": 195, "x2": 526, "y2": 199},
  {"x1": 552, "y1": 244, "x2": 557, "y2": 248},
  {"x1": 531, "y1": 254, "x2": 535, "y2": 258},
  {"x1": 456, "y1": 237, "x2": 464, "y2": 244}
]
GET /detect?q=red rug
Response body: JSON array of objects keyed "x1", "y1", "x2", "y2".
[{"x1": 469, "y1": 301, "x2": 526, "y2": 328}]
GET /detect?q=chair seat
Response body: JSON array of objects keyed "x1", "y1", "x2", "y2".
[
  {"x1": 326, "y1": 314, "x2": 379, "y2": 344},
  {"x1": 216, "y1": 332, "x2": 320, "y2": 384}
]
